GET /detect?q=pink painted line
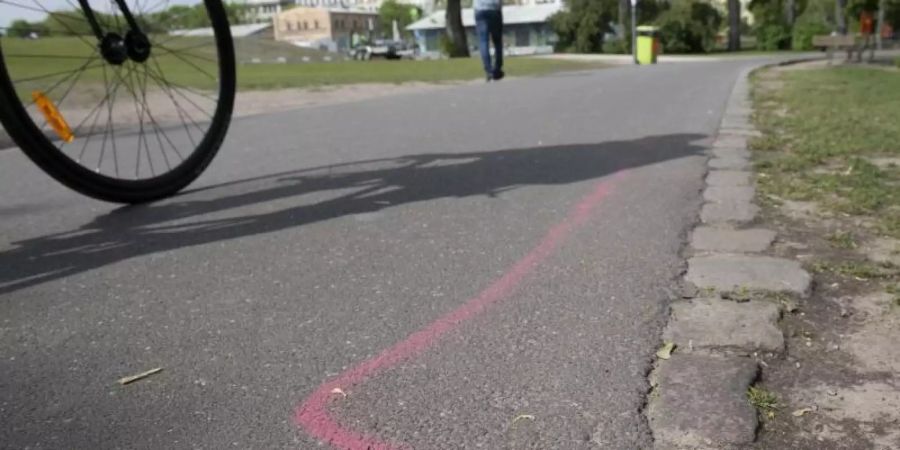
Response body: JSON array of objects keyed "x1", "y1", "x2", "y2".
[{"x1": 295, "y1": 172, "x2": 625, "y2": 449}]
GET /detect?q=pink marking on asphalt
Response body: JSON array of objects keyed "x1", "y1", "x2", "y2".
[{"x1": 295, "y1": 172, "x2": 625, "y2": 449}]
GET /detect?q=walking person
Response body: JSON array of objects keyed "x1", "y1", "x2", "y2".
[{"x1": 475, "y1": 0, "x2": 504, "y2": 82}]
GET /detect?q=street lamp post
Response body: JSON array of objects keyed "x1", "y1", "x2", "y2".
[{"x1": 631, "y1": 0, "x2": 638, "y2": 64}]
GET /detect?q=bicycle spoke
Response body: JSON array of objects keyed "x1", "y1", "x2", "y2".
[
  {"x1": 153, "y1": 40, "x2": 216, "y2": 54},
  {"x1": 7, "y1": 0, "x2": 98, "y2": 49},
  {"x1": 76, "y1": 66, "x2": 118, "y2": 164},
  {"x1": 147, "y1": 56, "x2": 214, "y2": 122},
  {"x1": 50, "y1": 55, "x2": 101, "y2": 109},
  {"x1": 97, "y1": 66, "x2": 126, "y2": 175},
  {"x1": 14, "y1": 62, "x2": 105, "y2": 84},
  {"x1": 147, "y1": 75, "x2": 214, "y2": 123},
  {"x1": 24, "y1": 53, "x2": 99, "y2": 111},
  {"x1": 144, "y1": 60, "x2": 218, "y2": 108},
  {"x1": 153, "y1": 46, "x2": 217, "y2": 81},
  {"x1": 129, "y1": 63, "x2": 156, "y2": 178},
  {"x1": 136, "y1": 67, "x2": 175, "y2": 170},
  {"x1": 4, "y1": 54, "x2": 94, "y2": 59},
  {"x1": 143, "y1": 63, "x2": 201, "y2": 147},
  {"x1": 154, "y1": 43, "x2": 218, "y2": 64}
]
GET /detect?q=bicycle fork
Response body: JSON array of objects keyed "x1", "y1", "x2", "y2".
[{"x1": 76, "y1": 0, "x2": 153, "y2": 65}]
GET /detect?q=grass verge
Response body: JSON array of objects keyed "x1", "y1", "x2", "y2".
[
  {"x1": 751, "y1": 66, "x2": 900, "y2": 238},
  {"x1": 3, "y1": 36, "x2": 606, "y2": 98}
]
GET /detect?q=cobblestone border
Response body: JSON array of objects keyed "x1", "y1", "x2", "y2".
[{"x1": 646, "y1": 65, "x2": 813, "y2": 449}]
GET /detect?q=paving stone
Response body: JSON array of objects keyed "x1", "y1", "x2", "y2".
[
  {"x1": 649, "y1": 354, "x2": 759, "y2": 449},
  {"x1": 861, "y1": 237, "x2": 900, "y2": 266},
  {"x1": 691, "y1": 227, "x2": 775, "y2": 252},
  {"x1": 706, "y1": 170, "x2": 752, "y2": 187},
  {"x1": 713, "y1": 135, "x2": 749, "y2": 149},
  {"x1": 709, "y1": 156, "x2": 750, "y2": 170},
  {"x1": 720, "y1": 118, "x2": 754, "y2": 130},
  {"x1": 725, "y1": 107, "x2": 753, "y2": 117},
  {"x1": 718, "y1": 128, "x2": 762, "y2": 138},
  {"x1": 663, "y1": 298, "x2": 784, "y2": 355},
  {"x1": 712, "y1": 147, "x2": 751, "y2": 159},
  {"x1": 686, "y1": 254, "x2": 812, "y2": 297},
  {"x1": 701, "y1": 200, "x2": 759, "y2": 224},
  {"x1": 703, "y1": 185, "x2": 755, "y2": 203}
]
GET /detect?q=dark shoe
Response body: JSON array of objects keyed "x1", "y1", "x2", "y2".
[{"x1": 492, "y1": 70, "x2": 505, "y2": 81}]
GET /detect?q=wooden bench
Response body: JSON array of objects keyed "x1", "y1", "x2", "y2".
[{"x1": 813, "y1": 35, "x2": 874, "y2": 64}]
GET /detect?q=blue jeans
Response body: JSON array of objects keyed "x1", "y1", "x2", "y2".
[{"x1": 475, "y1": 9, "x2": 503, "y2": 76}]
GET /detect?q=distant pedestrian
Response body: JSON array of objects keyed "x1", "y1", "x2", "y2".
[{"x1": 474, "y1": 0, "x2": 504, "y2": 82}]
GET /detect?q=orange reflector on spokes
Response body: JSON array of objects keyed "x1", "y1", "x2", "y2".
[{"x1": 32, "y1": 91, "x2": 74, "y2": 143}]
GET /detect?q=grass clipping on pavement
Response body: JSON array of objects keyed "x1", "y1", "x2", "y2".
[{"x1": 751, "y1": 67, "x2": 900, "y2": 238}]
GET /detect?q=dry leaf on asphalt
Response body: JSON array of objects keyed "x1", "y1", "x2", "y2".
[
  {"x1": 330, "y1": 387, "x2": 347, "y2": 397},
  {"x1": 656, "y1": 342, "x2": 676, "y2": 360},
  {"x1": 118, "y1": 367, "x2": 162, "y2": 385},
  {"x1": 511, "y1": 414, "x2": 535, "y2": 428},
  {"x1": 792, "y1": 407, "x2": 814, "y2": 417}
]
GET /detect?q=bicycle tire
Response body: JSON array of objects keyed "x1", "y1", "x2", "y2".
[{"x1": 0, "y1": 0, "x2": 236, "y2": 204}]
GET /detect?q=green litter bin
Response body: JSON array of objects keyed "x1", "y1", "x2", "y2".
[{"x1": 636, "y1": 26, "x2": 660, "y2": 65}]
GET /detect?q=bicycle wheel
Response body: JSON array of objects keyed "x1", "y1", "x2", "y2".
[{"x1": 0, "y1": 0, "x2": 235, "y2": 203}]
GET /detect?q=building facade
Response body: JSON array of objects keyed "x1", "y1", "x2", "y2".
[
  {"x1": 273, "y1": 7, "x2": 379, "y2": 51},
  {"x1": 245, "y1": 0, "x2": 430, "y2": 23},
  {"x1": 406, "y1": 1, "x2": 560, "y2": 56}
]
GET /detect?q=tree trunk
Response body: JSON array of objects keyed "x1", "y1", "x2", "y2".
[
  {"x1": 835, "y1": 0, "x2": 847, "y2": 34},
  {"x1": 728, "y1": 0, "x2": 741, "y2": 51},
  {"x1": 785, "y1": 0, "x2": 795, "y2": 26},
  {"x1": 445, "y1": 0, "x2": 469, "y2": 57},
  {"x1": 619, "y1": 0, "x2": 630, "y2": 42},
  {"x1": 876, "y1": 0, "x2": 885, "y2": 49}
]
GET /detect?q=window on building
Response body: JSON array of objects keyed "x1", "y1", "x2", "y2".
[
  {"x1": 303, "y1": 21, "x2": 308, "y2": 30},
  {"x1": 314, "y1": 20, "x2": 319, "y2": 29}
]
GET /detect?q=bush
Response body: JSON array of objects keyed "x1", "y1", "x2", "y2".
[
  {"x1": 791, "y1": 0, "x2": 834, "y2": 50},
  {"x1": 654, "y1": 0, "x2": 723, "y2": 53},
  {"x1": 750, "y1": 0, "x2": 792, "y2": 50},
  {"x1": 549, "y1": 0, "x2": 618, "y2": 53},
  {"x1": 438, "y1": 35, "x2": 454, "y2": 57},
  {"x1": 755, "y1": 23, "x2": 792, "y2": 50},
  {"x1": 602, "y1": 37, "x2": 631, "y2": 54},
  {"x1": 792, "y1": 21, "x2": 831, "y2": 50}
]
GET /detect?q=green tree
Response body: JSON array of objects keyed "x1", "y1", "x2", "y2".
[
  {"x1": 378, "y1": 0, "x2": 420, "y2": 38},
  {"x1": 792, "y1": 0, "x2": 833, "y2": 48},
  {"x1": 7, "y1": 20, "x2": 36, "y2": 37},
  {"x1": 445, "y1": 0, "x2": 469, "y2": 57},
  {"x1": 750, "y1": 0, "x2": 793, "y2": 48},
  {"x1": 550, "y1": 0, "x2": 619, "y2": 53},
  {"x1": 728, "y1": 0, "x2": 741, "y2": 50},
  {"x1": 655, "y1": 0, "x2": 722, "y2": 53}
]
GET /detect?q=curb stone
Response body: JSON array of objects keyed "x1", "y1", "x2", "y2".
[
  {"x1": 690, "y1": 227, "x2": 776, "y2": 253},
  {"x1": 709, "y1": 155, "x2": 751, "y2": 170},
  {"x1": 649, "y1": 354, "x2": 759, "y2": 449},
  {"x1": 700, "y1": 199, "x2": 759, "y2": 224},
  {"x1": 648, "y1": 63, "x2": 814, "y2": 448},
  {"x1": 711, "y1": 147, "x2": 751, "y2": 159},
  {"x1": 706, "y1": 170, "x2": 752, "y2": 187},
  {"x1": 686, "y1": 254, "x2": 812, "y2": 297},
  {"x1": 663, "y1": 298, "x2": 784, "y2": 355}
]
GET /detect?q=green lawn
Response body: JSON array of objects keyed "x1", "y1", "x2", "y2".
[
  {"x1": 752, "y1": 67, "x2": 900, "y2": 237},
  {"x1": 2, "y1": 35, "x2": 606, "y2": 100},
  {"x1": 236, "y1": 57, "x2": 604, "y2": 89}
]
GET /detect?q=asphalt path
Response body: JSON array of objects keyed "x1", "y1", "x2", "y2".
[{"x1": 1, "y1": 57, "x2": 780, "y2": 449}]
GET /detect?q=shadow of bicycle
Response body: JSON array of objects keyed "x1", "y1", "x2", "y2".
[{"x1": 0, "y1": 133, "x2": 706, "y2": 295}]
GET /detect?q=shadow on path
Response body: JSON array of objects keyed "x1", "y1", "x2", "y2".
[{"x1": 0, "y1": 133, "x2": 706, "y2": 295}]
